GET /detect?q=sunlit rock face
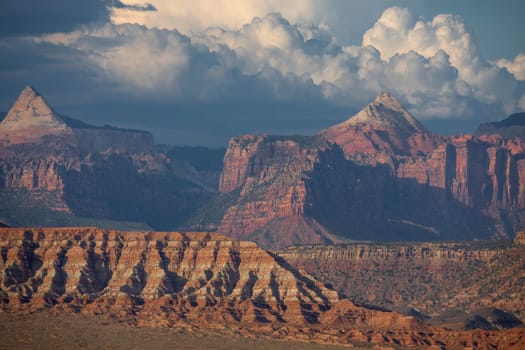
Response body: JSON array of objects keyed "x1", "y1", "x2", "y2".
[
  {"x1": 0, "y1": 85, "x2": 154, "y2": 151},
  {"x1": 0, "y1": 227, "x2": 340, "y2": 319},
  {"x1": 207, "y1": 93, "x2": 525, "y2": 247},
  {"x1": 0, "y1": 86, "x2": 73, "y2": 144},
  {"x1": 1, "y1": 227, "x2": 524, "y2": 349},
  {"x1": 321, "y1": 92, "x2": 441, "y2": 166}
]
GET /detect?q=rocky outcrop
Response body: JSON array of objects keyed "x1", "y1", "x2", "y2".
[
  {"x1": 1, "y1": 227, "x2": 524, "y2": 349},
  {"x1": 279, "y1": 238, "x2": 525, "y2": 322},
  {"x1": 213, "y1": 135, "x2": 341, "y2": 247},
  {"x1": 0, "y1": 86, "x2": 154, "y2": 152},
  {"x1": 207, "y1": 135, "x2": 498, "y2": 247},
  {"x1": 0, "y1": 86, "x2": 73, "y2": 144},
  {"x1": 205, "y1": 93, "x2": 525, "y2": 247},
  {"x1": 320, "y1": 92, "x2": 441, "y2": 166},
  {"x1": 219, "y1": 135, "x2": 266, "y2": 194},
  {"x1": 397, "y1": 135, "x2": 525, "y2": 212},
  {"x1": 323, "y1": 94, "x2": 525, "y2": 217},
  {"x1": 0, "y1": 87, "x2": 220, "y2": 229},
  {"x1": 2, "y1": 159, "x2": 65, "y2": 192},
  {"x1": 0, "y1": 228, "x2": 337, "y2": 317}
]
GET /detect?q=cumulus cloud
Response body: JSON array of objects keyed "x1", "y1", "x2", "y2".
[
  {"x1": 361, "y1": 6, "x2": 523, "y2": 111},
  {"x1": 7, "y1": 5, "x2": 524, "y2": 145},
  {"x1": 33, "y1": 7, "x2": 525, "y2": 120},
  {"x1": 36, "y1": 24, "x2": 201, "y2": 91},
  {"x1": 496, "y1": 53, "x2": 525, "y2": 81}
]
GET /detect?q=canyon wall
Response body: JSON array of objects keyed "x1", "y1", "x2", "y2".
[
  {"x1": 207, "y1": 94, "x2": 525, "y2": 246},
  {"x1": 211, "y1": 132, "x2": 504, "y2": 246},
  {"x1": 280, "y1": 236, "x2": 525, "y2": 321},
  {"x1": 215, "y1": 135, "x2": 341, "y2": 247},
  {"x1": 1, "y1": 227, "x2": 524, "y2": 349},
  {"x1": 0, "y1": 87, "x2": 220, "y2": 229},
  {"x1": 0, "y1": 143, "x2": 214, "y2": 229},
  {"x1": 397, "y1": 135, "x2": 525, "y2": 212}
]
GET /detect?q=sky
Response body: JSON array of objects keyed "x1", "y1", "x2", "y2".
[{"x1": 1, "y1": 0, "x2": 524, "y2": 146}]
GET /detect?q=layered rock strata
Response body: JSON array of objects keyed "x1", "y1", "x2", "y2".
[
  {"x1": 1, "y1": 227, "x2": 524, "y2": 349},
  {"x1": 208, "y1": 93, "x2": 525, "y2": 246},
  {"x1": 280, "y1": 235, "x2": 525, "y2": 322},
  {"x1": 0, "y1": 87, "x2": 219, "y2": 229}
]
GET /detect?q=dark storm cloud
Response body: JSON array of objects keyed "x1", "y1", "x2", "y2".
[
  {"x1": 110, "y1": 1, "x2": 157, "y2": 12},
  {"x1": 0, "y1": 0, "x2": 156, "y2": 37},
  {"x1": 0, "y1": 0, "x2": 109, "y2": 36}
]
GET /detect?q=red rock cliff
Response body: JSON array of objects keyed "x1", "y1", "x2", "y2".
[
  {"x1": 215, "y1": 135, "x2": 340, "y2": 247},
  {"x1": 2, "y1": 227, "x2": 524, "y2": 349},
  {"x1": 398, "y1": 135, "x2": 525, "y2": 216},
  {"x1": 211, "y1": 93, "x2": 525, "y2": 246}
]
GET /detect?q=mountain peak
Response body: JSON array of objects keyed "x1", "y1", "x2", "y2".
[
  {"x1": 320, "y1": 92, "x2": 437, "y2": 159},
  {"x1": 0, "y1": 85, "x2": 71, "y2": 142},
  {"x1": 347, "y1": 92, "x2": 426, "y2": 134},
  {"x1": 19, "y1": 85, "x2": 39, "y2": 98},
  {"x1": 373, "y1": 91, "x2": 404, "y2": 110},
  {"x1": 0, "y1": 85, "x2": 67, "y2": 131}
]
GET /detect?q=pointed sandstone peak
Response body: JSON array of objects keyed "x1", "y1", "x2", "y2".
[
  {"x1": 374, "y1": 91, "x2": 405, "y2": 109},
  {"x1": 0, "y1": 85, "x2": 68, "y2": 131},
  {"x1": 347, "y1": 92, "x2": 426, "y2": 133},
  {"x1": 0, "y1": 86, "x2": 72, "y2": 143},
  {"x1": 320, "y1": 92, "x2": 439, "y2": 160}
]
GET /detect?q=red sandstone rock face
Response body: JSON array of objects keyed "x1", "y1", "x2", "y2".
[
  {"x1": 397, "y1": 135, "x2": 525, "y2": 208},
  {"x1": 0, "y1": 87, "x2": 219, "y2": 229},
  {"x1": 3, "y1": 159, "x2": 64, "y2": 192},
  {"x1": 214, "y1": 135, "x2": 342, "y2": 247},
  {"x1": 210, "y1": 93, "x2": 525, "y2": 246},
  {"x1": 219, "y1": 134, "x2": 266, "y2": 194},
  {"x1": 1, "y1": 227, "x2": 524, "y2": 349},
  {"x1": 322, "y1": 94, "x2": 525, "y2": 217},
  {"x1": 320, "y1": 92, "x2": 442, "y2": 166}
]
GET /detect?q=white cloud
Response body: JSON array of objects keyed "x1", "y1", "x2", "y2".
[
  {"x1": 361, "y1": 7, "x2": 524, "y2": 114},
  {"x1": 496, "y1": 53, "x2": 525, "y2": 81},
  {"x1": 363, "y1": 8, "x2": 484, "y2": 88},
  {"x1": 36, "y1": 24, "x2": 193, "y2": 90},
  {"x1": 33, "y1": 6, "x2": 525, "y2": 121}
]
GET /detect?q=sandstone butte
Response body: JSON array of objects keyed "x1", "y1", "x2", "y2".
[
  {"x1": 1, "y1": 227, "x2": 524, "y2": 349},
  {"x1": 209, "y1": 92, "x2": 525, "y2": 247}
]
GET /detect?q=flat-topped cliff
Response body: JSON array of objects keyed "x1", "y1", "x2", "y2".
[{"x1": 279, "y1": 237, "x2": 525, "y2": 323}]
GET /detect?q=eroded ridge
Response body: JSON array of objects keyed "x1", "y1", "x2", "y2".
[{"x1": 1, "y1": 227, "x2": 524, "y2": 349}]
